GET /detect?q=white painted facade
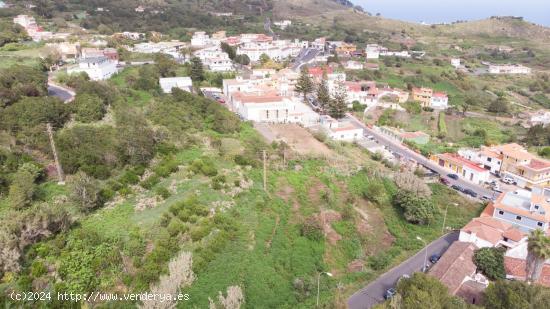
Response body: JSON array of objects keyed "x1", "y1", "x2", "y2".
[
  {"x1": 67, "y1": 57, "x2": 117, "y2": 81},
  {"x1": 159, "y1": 77, "x2": 192, "y2": 93}
]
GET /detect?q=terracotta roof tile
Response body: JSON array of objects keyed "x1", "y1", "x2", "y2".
[{"x1": 428, "y1": 242, "x2": 478, "y2": 294}]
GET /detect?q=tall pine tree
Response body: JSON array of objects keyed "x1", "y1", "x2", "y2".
[
  {"x1": 328, "y1": 82, "x2": 348, "y2": 119},
  {"x1": 316, "y1": 79, "x2": 330, "y2": 112},
  {"x1": 190, "y1": 57, "x2": 204, "y2": 82},
  {"x1": 295, "y1": 65, "x2": 314, "y2": 101}
]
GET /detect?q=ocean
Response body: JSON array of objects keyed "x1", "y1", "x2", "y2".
[{"x1": 353, "y1": 0, "x2": 550, "y2": 27}]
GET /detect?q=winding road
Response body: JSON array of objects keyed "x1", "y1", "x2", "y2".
[
  {"x1": 347, "y1": 231, "x2": 460, "y2": 309},
  {"x1": 47, "y1": 73, "x2": 75, "y2": 103}
]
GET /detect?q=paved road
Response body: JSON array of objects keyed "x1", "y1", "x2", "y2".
[
  {"x1": 292, "y1": 48, "x2": 321, "y2": 70},
  {"x1": 346, "y1": 113, "x2": 495, "y2": 200},
  {"x1": 48, "y1": 83, "x2": 75, "y2": 102},
  {"x1": 347, "y1": 231, "x2": 460, "y2": 309}
]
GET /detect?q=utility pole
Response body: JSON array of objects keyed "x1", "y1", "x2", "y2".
[
  {"x1": 263, "y1": 150, "x2": 267, "y2": 192},
  {"x1": 441, "y1": 204, "x2": 449, "y2": 234},
  {"x1": 46, "y1": 123, "x2": 65, "y2": 185}
]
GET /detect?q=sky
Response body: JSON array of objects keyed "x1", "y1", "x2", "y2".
[{"x1": 354, "y1": 0, "x2": 550, "y2": 27}]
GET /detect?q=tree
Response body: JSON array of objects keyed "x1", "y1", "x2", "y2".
[
  {"x1": 473, "y1": 247, "x2": 506, "y2": 280},
  {"x1": 316, "y1": 78, "x2": 331, "y2": 111},
  {"x1": 154, "y1": 53, "x2": 177, "y2": 78},
  {"x1": 72, "y1": 93, "x2": 106, "y2": 123},
  {"x1": 234, "y1": 54, "x2": 250, "y2": 66},
  {"x1": 259, "y1": 53, "x2": 270, "y2": 65},
  {"x1": 393, "y1": 190, "x2": 437, "y2": 225},
  {"x1": 394, "y1": 171, "x2": 431, "y2": 197},
  {"x1": 525, "y1": 124, "x2": 550, "y2": 146},
  {"x1": 190, "y1": 57, "x2": 204, "y2": 83},
  {"x1": 487, "y1": 96, "x2": 510, "y2": 114},
  {"x1": 68, "y1": 171, "x2": 102, "y2": 211},
  {"x1": 526, "y1": 229, "x2": 550, "y2": 283},
  {"x1": 294, "y1": 66, "x2": 314, "y2": 101},
  {"x1": 114, "y1": 107, "x2": 156, "y2": 166},
  {"x1": 328, "y1": 82, "x2": 348, "y2": 119},
  {"x1": 8, "y1": 163, "x2": 41, "y2": 209},
  {"x1": 220, "y1": 42, "x2": 236, "y2": 60},
  {"x1": 484, "y1": 280, "x2": 550, "y2": 309},
  {"x1": 391, "y1": 273, "x2": 467, "y2": 309}
]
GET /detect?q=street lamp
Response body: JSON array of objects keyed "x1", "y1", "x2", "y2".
[
  {"x1": 417, "y1": 236, "x2": 428, "y2": 271},
  {"x1": 316, "y1": 271, "x2": 333, "y2": 307}
]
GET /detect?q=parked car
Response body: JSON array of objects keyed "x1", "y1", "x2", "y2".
[
  {"x1": 384, "y1": 288, "x2": 397, "y2": 300},
  {"x1": 451, "y1": 184, "x2": 462, "y2": 191},
  {"x1": 492, "y1": 183, "x2": 502, "y2": 192},
  {"x1": 481, "y1": 195, "x2": 493, "y2": 202},
  {"x1": 447, "y1": 173, "x2": 459, "y2": 180},
  {"x1": 421, "y1": 263, "x2": 430, "y2": 272},
  {"x1": 440, "y1": 178, "x2": 450, "y2": 185},
  {"x1": 463, "y1": 188, "x2": 478, "y2": 197},
  {"x1": 430, "y1": 254, "x2": 440, "y2": 264}
]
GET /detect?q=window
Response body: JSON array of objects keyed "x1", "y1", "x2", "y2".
[
  {"x1": 487, "y1": 158, "x2": 492, "y2": 162},
  {"x1": 538, "y1": 222, "x2": 544, "y2": 227},
  {"x1": 516, "y1": 216, "x2": 522, "y2": 221},
  {"x1": 498, "y1": 210, "x2": 504, "y2": 215},
  {"x1": 535, "y1": 205, "x2": 540, "y2": 210}
]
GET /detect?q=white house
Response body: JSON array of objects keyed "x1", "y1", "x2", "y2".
[
  {"x1": 530, "y1": 110, "x2": 550, "y2": 127},
  {"x1": 365, "y1": 44, "x2": 382, "y2": 59},
  {"x1": 191, "y1": 31, "x2": 212, "y2": 47},
  {"x1": 320, "y1": 116, "x2": 363, "y2": 141},
  {"x1": 273, "y1": 20, "x2": 292, "y2": 30},
  {"x1": 344, "y1": 60, "x2": 364, "y2": 70},
  {"x1": 488, "y1": 64, "x2": 531, "y2": 75},
  {"x1": 451, "y1": 58, "x2": 461, "y2": 69},
  {"x1": 159, "y1": 77, "x2": 193, "y2": 93},
  {"x1": 67, "y1": 56, "x2": 117, "y2": 81},
  {"x1": 229, "y1": 91, "x2": 318, "y2": 126},
  {"x1": 193, "y1": 46, "x2": 234, "y2": 72},
  {"x1": 459, "y1": 147, "x2": 503, "y2": 175},
  {"x1": 430, "y1": 92, "x2": 449, "y2": 109},
  {"x1": 459, "y1": 217, "x2": 525, "y2": 249}
]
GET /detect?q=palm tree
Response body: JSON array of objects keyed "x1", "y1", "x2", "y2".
[{"x1": 526, "y1": 229, "x2": 550, "y2": 283}]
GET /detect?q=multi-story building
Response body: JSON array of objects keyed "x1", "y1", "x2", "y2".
[
  {"x1": 194, "y1": 46, "x2": 234, "y2": 72},
  {"x1": 411, "y1": 87, "x2": 433, "y2": 107},
  {"x1": 191, "y1": 31, "x2": 212, "y2": 47},
  {"x1": 344, "y1": 81, "x2": 378, "y2": 107},
  {"x1": 491, "y1": 189, "x2": 550, "y2": 232},
  {"x1": 67, "y1": 56, "x2": 117, "y2": 81},
  {"x1": 459, "y1": 217, "x2": 525, "y2": 249},
  {"x1": 411, "y1": 87, "x2": 448, "y2": 109},
  {"x1": 431, "y1": 153, "x2": 490, "y2": 184},
  {"x1": 335, "y1": 43, "x2": 357, "y2": 56}
]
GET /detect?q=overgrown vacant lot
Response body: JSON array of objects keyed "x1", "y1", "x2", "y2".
[{"x1": 0, "y1": 62, "x2": 483, "y2": 308}]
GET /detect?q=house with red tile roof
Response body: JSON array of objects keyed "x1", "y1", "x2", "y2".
[
  {"x1": 428, "y1": 242, "x2": 488, "y2": 305},
  {"x1": 459, "y1": 216, "x2": 526, "y2": 248},
  {"x1": 320, "y1": 115, "x2": 363, "y2": 141},
  {"x1": 430, "y1": 153, "x2": 490, "y2": 184},
  {"x1": 490, "y1": 189, "x2": 550, "y2": 232}
]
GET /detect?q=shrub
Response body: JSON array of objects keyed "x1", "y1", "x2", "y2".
[
  {"x1": 155, "y1": 187, "x2": 172, "y2": 199},
  {"x1": 393, "y1": 190, "x2": 438, "y2": 225},
  {"x1": 299, "y1": 217, "x2": 324, "y2": 241},
  {"x1": 474, "y1": 247, "x2": 506, "y2": 280}
]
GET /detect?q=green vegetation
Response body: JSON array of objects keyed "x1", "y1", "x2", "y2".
[
  {"x1": 473, "y1": 247, "x2": 506, "y2": 280},
  {"x1": 484, "y1": 280, "x2": 550, "y2": 309},
  {"x1": 438, "y1": 112, "x2": 447, "y2": 138},
  {"x1": 374, "y1": 273, "x2": 470, "y2": 309}
]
